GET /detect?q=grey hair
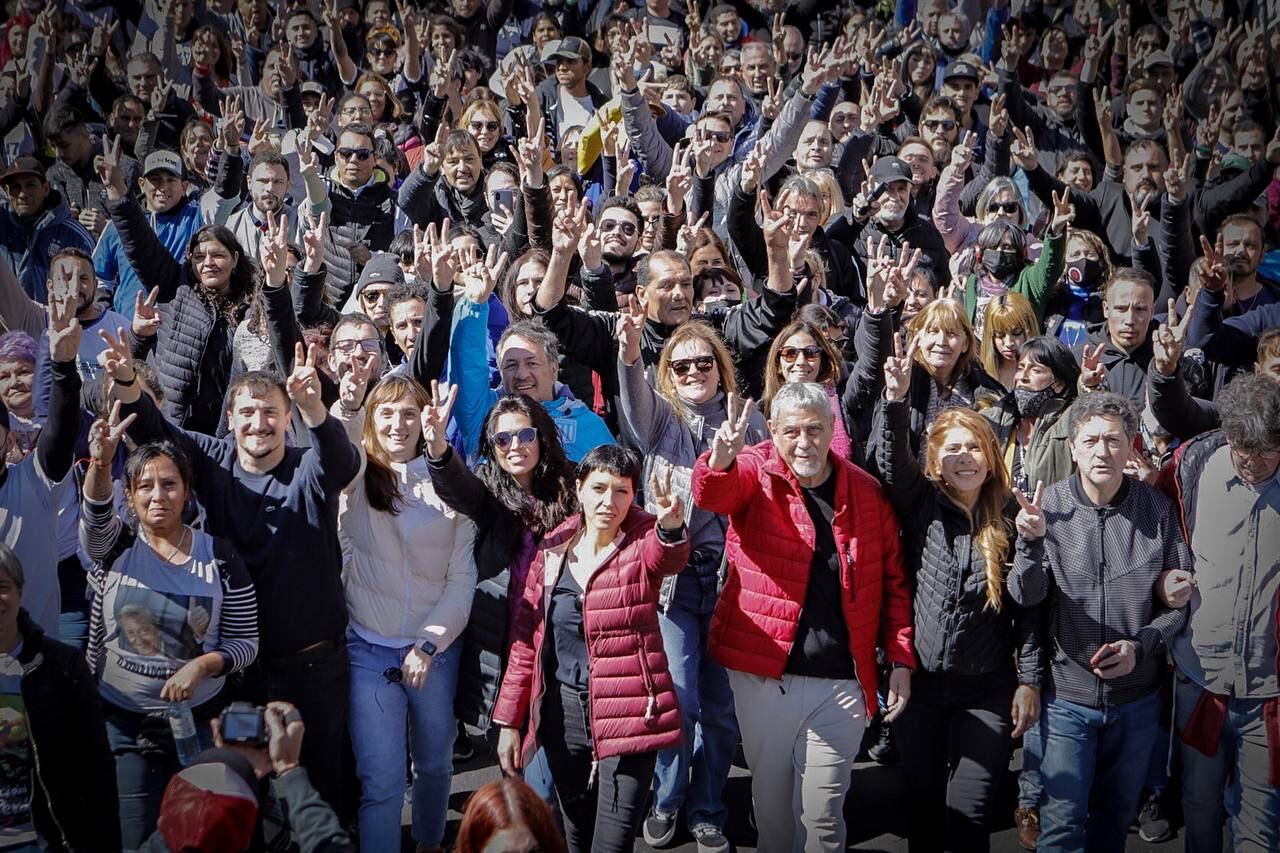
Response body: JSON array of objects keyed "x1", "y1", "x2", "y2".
[
  {"x1": 778, "y1": 174, "x2": 822, "y2": 206},
  {"x1": 499, "y1": 318, "x2": 560, "y2": 366},
  {"x1": 1218, "y1": 374, "x2": 1280, "y2": 452},
  {"x1": 1068, "y1": 391, "x2": 1139, "y2": 440},
  {"x1": 976, "y1": 177, "x2": 1026, "y2": 226},
  {"x1": 769, "y1": 381, "x2": 833, "y2": 423},
  {"x1": 0, "y1": 544, "x2": 22, "y2": 590}
]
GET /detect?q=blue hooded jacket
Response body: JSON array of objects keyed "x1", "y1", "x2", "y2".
[
  {"x1": 0, "y1": 191, "x2": 94, "y2": 303},
  {"x1": 93, "y1": 195, "x2": 204, "y2": 318}
]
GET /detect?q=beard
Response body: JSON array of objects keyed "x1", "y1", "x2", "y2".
[{"x1": 602, "y1": 247, "x2": 635, "y2": 264}]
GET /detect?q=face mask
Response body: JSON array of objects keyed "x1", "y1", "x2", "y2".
[
  {"x1": 981, "y1": 248, "x2": 1021, "y2": 279},
  {"x1": 1063, "y1": 257, "x2": 1102, "y2": 292},
  {"x1": 1013, "y1": 386, "x2": 1057, "y2": 420}
]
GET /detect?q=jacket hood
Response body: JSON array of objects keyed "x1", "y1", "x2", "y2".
[{"x1": 7, "y1": 189, "x2": 75, "y2": 232}]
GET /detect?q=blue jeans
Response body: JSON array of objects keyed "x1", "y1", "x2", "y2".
[
  {"x1": 1176, "y1": 672, "x2": 1280, "y2": 853},
  {"x1": 347, "y1": 632, "x2": 461, "y2": 851},
  {"x1": 1038, "y1": 691, "x2": 1161, "y2": 852},
  {"x1": 105, "y1": 705, "x2": 214, "y2": 852},
  {"x1": 652, "y1": 569, "x2": 737, "y2": 831},
  {"x1": 1016, "y1": 716, "x2": 1045, "y2": 810}
]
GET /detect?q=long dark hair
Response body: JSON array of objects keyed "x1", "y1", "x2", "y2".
[
  {"x1": 475, "y1": 395, "x2": 576, "y2": 537},
  {"x1": 186, "y1": 225, "x2": 258, "y2": 322}
]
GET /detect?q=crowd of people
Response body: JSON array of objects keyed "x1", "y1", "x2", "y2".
[{"x1": 0, "y1": 0, "x2": 1278, "y2": 851}]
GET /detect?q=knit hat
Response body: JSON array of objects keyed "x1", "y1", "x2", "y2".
[
  {"x1": 156, "y1": 749, "x2": 261, "y2": 853},
  {"x1": 355, "y1": 252, "x2": 404, "y2": 296}
]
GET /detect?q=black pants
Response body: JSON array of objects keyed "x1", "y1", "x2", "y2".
[
  {"x1": 237, "y1": 638, "x2": 351, "y2": 818},
  {"x1": 540, "y1": 682, "x2": 656, "y2": 853},
  {"x1": 892, "y1": 669, "x2": 1015, "y2": 853}
]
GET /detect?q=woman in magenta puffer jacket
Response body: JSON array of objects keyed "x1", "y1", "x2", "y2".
[{"x1": 493, "y1": 445, "x2": 690, "y2": 853}]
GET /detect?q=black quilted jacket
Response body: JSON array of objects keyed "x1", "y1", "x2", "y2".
[{"x1": 876, "y1": 397, "x2": 1043, "y2": 685}]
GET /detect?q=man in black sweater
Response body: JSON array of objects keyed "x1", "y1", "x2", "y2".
[{"x1": 104, "y1": 337, "x2": 360, "y2": 815}]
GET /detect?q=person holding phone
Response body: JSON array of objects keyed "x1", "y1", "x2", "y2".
[{"x1": 1007, "y1": 392, "x2": 1192, "y2": 853}]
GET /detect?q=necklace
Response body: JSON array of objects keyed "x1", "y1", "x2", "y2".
[{"x1": 144, "y1": 526, "x2": 190, "y2": 564}]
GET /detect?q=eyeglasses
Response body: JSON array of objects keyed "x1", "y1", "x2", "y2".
[
  {"x1": 337, "y1": 147, "x2": 373, "y2": 161},
  {"x1": 469, "y1": 120, "x2": 500, "y2": 133},
  {"x1": 923, "y1": 118, "x2": 957, "y2": 132},
  {"x1": 785, "y1": 51, "x2": 804, "y2": 61},
  {"x1": 333, "y1": 338, "x2": 382, "y2": 354},
  {"x1": 989, "y1": 200, "x2": 1021, "y2": 214},
  {"x1": 699, "y1": 129, "x2": 732, "y2": 144},
  {"x1": 341, "y1": 106, "x2": 374, "y2": 117},
  {"x1": 669, "y1": 356, "x2": 716, "y2": 376},
  {"x1": 382, "y1": 666, "x2": 403, "y2": 684},
  {"x1": 779, "y1": 345, "x2": 824, "y2": 362},
  {"x1": 599, "y1": 219, "x2": 638, "y2": 236},
  {"x1": 367, "y1": 46, "x2": 397, "y2": 58},
  {"x1": 491, "y1": 427, "x2": 538, "y2": 449}
]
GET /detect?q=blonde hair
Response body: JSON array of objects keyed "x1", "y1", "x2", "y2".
[
  {"x1": 908, "y1": 299, "x2": 978, "y2": 388},
  {"x1": 924, "y1": 408, "x2": 1012, "y2": 611},
  {"x1": 979, "y1": 292, "x2": 1038, "y2": 378},
  {"x1": 801, "y1": 168, "x2": 845, "y2": 226},
  {"x1": 655, "y1": 322, "x2": 737, "y2": 405}
]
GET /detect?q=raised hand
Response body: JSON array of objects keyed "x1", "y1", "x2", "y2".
[
  {"x1": 96, "y1": 326, "x2": 136, "y2": 387},
  {"x1": 150, "y1": 75, "x2": 174, "y2": 116},
  {"x1": 420, "y1": 380, "x2": 457, "y2": 460},
  {"x1": 950, "y1": 128, "x2": 977, "y2": 172},
  {"x1": 287, "y1": 342, "x2": 326, "y2": 422},
  {"x1": 708, "y1": 393, "x2": 756, "y2": 471},
  {"x1": 552, "y1": 199, "x2": 589, "y2": 256},
  {"x1": 676, "y1": 211, "x2": 710, "y2": 256},
  {"x1": 800, "y1": 36, "x2": 848, "y2": 96},
  {"x1": 460, "y1": 243, "x2": 509, "y2": 304},
  {"x1": 987, "y1": 92, "x2": 1009, "y2": 140},
  {"x1": 336, "y1": 345, "x2": 378, "y2": 413},
  {"x1": 87, "y1": 400, "x2": 137, "y2": 466},
  {"x1": 516, "y1": 117, "x2": 546, "y2": 187},
  {"x1": 259, "y1": 210, "x2": 290, "y2": 287},
  {"x1": 760, "y1": 76, "x2": 782, "y2": 121},
  {"x1": 1080, "y1": 341, "x2": 1108, "y2": 390},
  {"x1": 650, "y1": 468, "x2": 686, "y2": 531},
  {"x1": 882, "y1": 331, "x2": 915, "y2": 402},
  {"x1": 1014, "y1": 480, "x2": 1046, "y2": 540},
  {"x1": 577, "y1": 216, "x2": 603, "y2": 271},
  {"x1": 278, "y1": 43, "x2": 298, "y2": 88},
  {"x1": 614, "y1": 156, "x2": 638, "y2": 197},
  {"x1": 302, "y1": 211, "x2": 327, "y2": 273},
  {"x1": 1164, "y1": 152, "x2": 1193, "y2": 204},
  {"x1": 1048, "y1": 188, "x2": 1075, "y2": 235},
  {"x1": 1131, "y1": 204, "x2": 1151, "y2": 247},
  {"x1": 666, "y1": 142, "x2": 694, "y2": 214},
  {"x1": 94, "y1": 135, "x2": 126, "y2": 199},
  {"x1": 599, "y1": 116, "x2": 621, "y2": 159},
  {"x1": 867, "y1": 237, "x2": 917, "y2": 313},
  {"x1": 219, "y1": 95, "x2": 246, "y2": 151},
  {"x1": 423, "y1": 121, "x2": 449, "y2": 176},
  {"x1": 1195, "y1": 103, "x2": 1223, "y2": 150},
  {"x1": 739, "y1": 145, "x2": 767, "y2": 194},
  {"x1": 615, "y1": 297, "x2": 644, "y2": 365},
  {"x1": 1152, "y1": 298, "x2": 1194, "y2": 377},
  {"x1": 1198, "y1": 233, "x2": 1228, "y2": 292},
  {"x1": 1010, "y1": 125, "x2": 1039, "y2": 172},
  {"x1": 759, "y1": 186, "x2": 792, "y2": 254},
  {"x1": 48, "y1": 284, "x2": 82, "y2": 363},
  {"x1": 305, "y1": 93, "x2": 334, "y2": 143}
]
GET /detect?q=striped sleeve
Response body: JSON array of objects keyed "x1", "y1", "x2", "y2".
[
  {"x1": 213, "y1": 546, "x2": 259, "y2": 673},
  {"x1": 79, "y1": 495, "x2": 123, "y2": 566}
]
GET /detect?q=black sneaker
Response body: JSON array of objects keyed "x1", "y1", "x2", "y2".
[
  {"x1": 1138, "y1": 794, "x2": 1172, "y2": 843},
  {"x1": 452, "y1": 722, "x2": 475, "y2": 763},
  {"x1": 642, "y1": 810, "x2": 677, "y2": 847},
  {"x1": 867, "y1": 718, "x2": 898, "y2": 765},
  {"x1": 691, "y1": 824, "x2": 731, "y2": 853}
]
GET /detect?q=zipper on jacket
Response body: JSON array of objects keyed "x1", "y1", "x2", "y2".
[
  {"x1": 23, "y1": 656, "x2": 70, "y2": 849},
  {"x1": 1096, "y1": 508, "x2": 1106, "y2": 708}
]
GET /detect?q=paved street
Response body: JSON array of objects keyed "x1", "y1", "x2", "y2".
[{"x1": 420, "y1": 735, "x2": 1182, "y2": 851}]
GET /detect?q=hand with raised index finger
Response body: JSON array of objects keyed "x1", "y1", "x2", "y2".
[{"x1": 1014, "y1": 480, "x2": 1046, "y2": 540}]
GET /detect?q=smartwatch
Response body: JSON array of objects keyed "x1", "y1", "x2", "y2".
[{"x1": 416, "y1": 639, "x2": 437, "y2": 657}]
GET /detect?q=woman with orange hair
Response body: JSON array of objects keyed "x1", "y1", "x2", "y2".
[{"x1": 876, "y1": 341, "x2": 1043, "y2": 853}]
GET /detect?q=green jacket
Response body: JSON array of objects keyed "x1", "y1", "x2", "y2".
[
  {"x1": 965, "y1": 230, "x2": 1066, "y2": 325},
  {"x1": 982, "y1": 394, "x2": 1076, "y2": 489}
]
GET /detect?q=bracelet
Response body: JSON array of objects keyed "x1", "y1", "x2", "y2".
[{"x1": 114, "y1": 374, "x2": 137, "y2": 387}]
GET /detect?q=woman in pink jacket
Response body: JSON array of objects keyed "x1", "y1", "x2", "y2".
[{"x1": 493, "y1": 445, "x2": 691, "y2": 853}]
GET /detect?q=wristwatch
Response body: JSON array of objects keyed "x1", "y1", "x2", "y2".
[{"x1": 416, "y1": 639, "x2": 437, "y2": 657}]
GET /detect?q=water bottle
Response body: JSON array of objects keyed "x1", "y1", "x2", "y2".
[{"x1": 167, "y1": 701, "x2": 200, "y2": 766}]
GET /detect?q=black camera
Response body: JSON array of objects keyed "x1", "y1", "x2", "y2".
[{"x1": 218, "y1": 702, "x2": 268, "y2": 747}]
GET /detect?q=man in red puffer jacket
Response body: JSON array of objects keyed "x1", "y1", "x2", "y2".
[{"x1": 692, "y1": 383, "x2": 916, "y2": 853}]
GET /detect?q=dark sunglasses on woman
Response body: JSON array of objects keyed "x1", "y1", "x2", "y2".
[
  {"x1": 670, "y1": 356, "x2": 715, "y2": 376},
  {"x1": 491, "y1": 427, "x2": 538, "y2": 449}
]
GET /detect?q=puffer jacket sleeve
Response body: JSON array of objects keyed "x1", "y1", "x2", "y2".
[
  {"x1": 1009, "y1": 534, "x2": 1051, "y2": 607},
  {"x1": 638, "y1": 517, "x2": 691, "y2": 578},
  {"x1": 491, "y1": 548, "x2": 544, "y2": 730},
  {"x1": 415, "y1": 510, "x2": 478, "y2": 653},
  {"x1": 691, "y1": 445, "x2": 762, "y2": 518},
  {"x1": 874, "y1": 397, "x2": 930, "y2": 524},
  {"x1": 873, "y1": 486, "x2": 916, "y2": 670}
]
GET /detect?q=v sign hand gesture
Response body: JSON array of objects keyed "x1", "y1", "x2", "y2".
[
  {"x1": 1152, "y1": 298, "x2": 1194, "y2": 377},
  {"x1": 708, "y1": 393, "x2": 756, "y2": 472},
  {"x1": 1048, "y1": 188, "x2": 1075, "y2": 236},
  {"x1": 87, "y1": 400, "x2": 138, "y2": 467},
  {"x1": 651, "y1": 468, "x2": 686, "y2": 532},
  {"x1": 260, "y1": 210, "x2": 291, "y2": 287},
  {"x1": 287, "y1": 342, "x2": 326, "y2": 426},
  {"x1": 420, "y1": 380, "x2": 458, "y2": 461},
  {"x1": 95, "y1": 136, "x2": 126, "y2": 200},
  {"x1": 337, "y1": 347, "x2": 378, "y2": 415},
  {"x1": 883, "y1": 331, "x2": 916, "y2": 402},
  {"x1": 1014, "y1": 480, "x2": 1047, "y2": 540},
  {"x1": 1080, "y1": 341, "x2": 1108, "y2": 390}
]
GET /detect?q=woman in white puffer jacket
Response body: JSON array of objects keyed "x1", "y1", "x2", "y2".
[{"x1": 333, "y1": 368, "x2": 477, "y2": 853}]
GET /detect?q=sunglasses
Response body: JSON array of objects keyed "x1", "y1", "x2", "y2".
[
  {"x1": 469, "y1": 120, "x2": 500, "y2": 132},
  {"x1": 491, "y1": 426, "x2": 537, "y2": 449},
  {"x1": 990, "y1": 200, "x2": 1021, "y2": 214},
  {"x1": 599, "y1": 219, "x2": 638, "y2": 236},
  {"x1": 923, "y1": 118, "x2": 957, "y2": 132},
  {"x1": 785, "y1": 51, "x2": 805, "y2": 61},
  {"x1": 780, "y1": 345, "x2": 824, "y2": 362},
  {"x1": 669, "y1": 356, "x2": 716, "y2": 376},
  {"x1": 333, "y1": 338, "x2": 381, "y2": 354},
  {"x1": 367, "y1": 46, "x2": 397, "y2": 58},
  {"x1": 699, "y1": 129, "x2": 732, "y2": 143},
  {"x1": 337, "y1": 147, "x2": 373, "y2": 161}
]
